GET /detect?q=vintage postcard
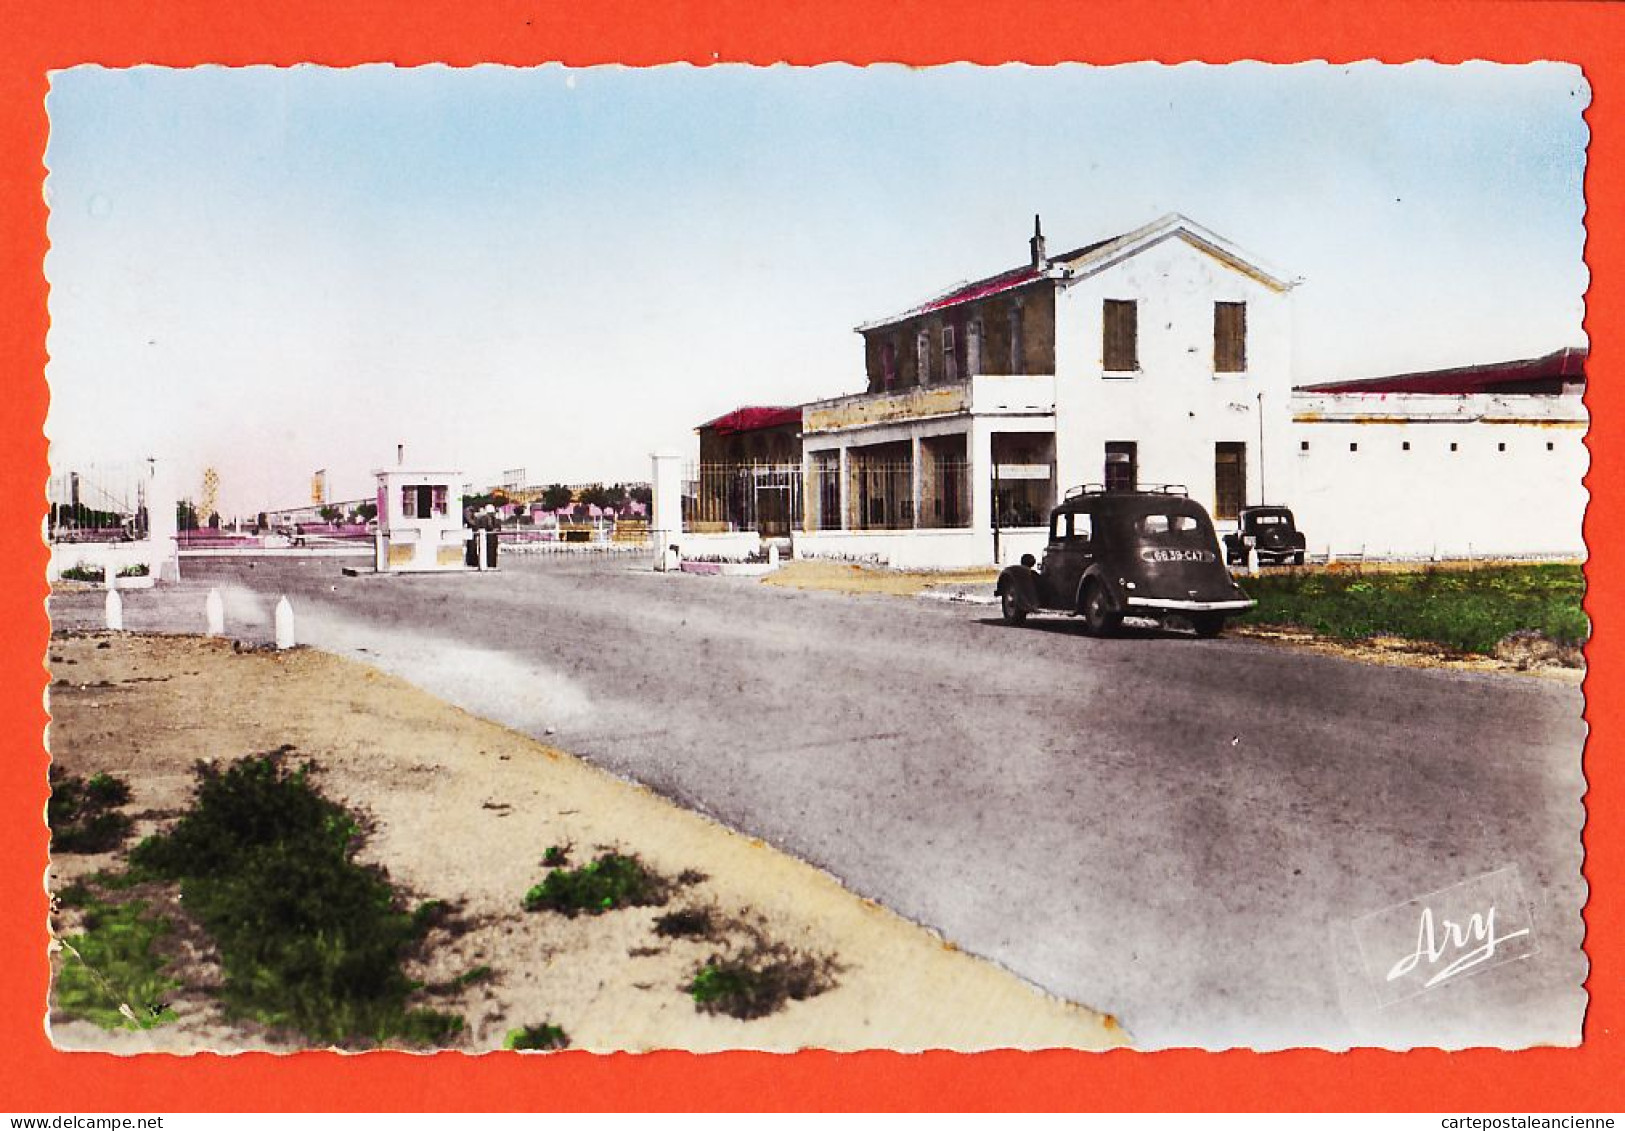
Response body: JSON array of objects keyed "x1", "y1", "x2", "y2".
[{"x1": 39, "y1": 61, "x2": 1588, "y2": 1056}]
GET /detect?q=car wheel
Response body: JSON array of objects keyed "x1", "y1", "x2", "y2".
[
  {"x1": 1192, "y1": 613, "x2": 1226, "y2": 638},
  {"x1": 1293, "y1": 551, "x2": 1305, "y2": 566},
  {"x1": 1080, "y1": 581, "x2": 1121, "y2": 637},
  {"x1": 1000, "y1": 590, "x2": 1027, "y2": 625}
]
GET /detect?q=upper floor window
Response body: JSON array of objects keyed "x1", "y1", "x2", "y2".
[
  {"x1": 916, "y1": 329, "x2": 932, "y2": 385},
  {"x1": 943, "y1": 324, "x2": 958, "y2": 382},
  {"x1": 880, "y1": 339, "x2": 898, "y2": 389},
  {"x1": 1103, "y1": 299, "x2": 1138, "y2": 373},
  {"x1": 1008, "y1": 304, "x2": 1025, "y2": 375},
  {"x1": 1215, "y1": 301, "x2": 1247, "y2": 373},
  {"x1": 966, "y1": 320, "x2": 983, "y2": 378}
]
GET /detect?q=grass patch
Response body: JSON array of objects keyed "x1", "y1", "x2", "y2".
[
  {"x1": 128, "y1": 751, "x2": 461, "y2": 1046},
  {"x1": 1237, "y1": 564, "x2": 1587, "y2": 656},
  {"x1": 686, "y1": 940, "x2": 839, "y2": 1021},
  {"x1": 503, "y1": 1022, "x2": 569, "y2": 1051},
  {"x1": 49, "y1": 769, "x2": 135, "y2": 855},
  {"x1": 541, "y1": 844, "x2": 571, "y2": 868},
  {"x1": 522, "y1": 852, "x2": 668, "y2": 917},
  {"x1": 53, "y1": 894, "x2": 179, "y2": 1031}
]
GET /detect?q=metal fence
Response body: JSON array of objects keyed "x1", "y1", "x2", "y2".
[
  {"x1": 687, "y1": 463, "x2": 804, "y2": 537},
  {"x1": 47, "y1": 462, "x2": 153, "y2": 542},
  {"x1": 728, "y1": 457, "x2": 976, "y2": 533}
]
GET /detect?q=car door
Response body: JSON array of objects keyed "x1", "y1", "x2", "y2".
[{"x1": 1041, "y1": 507, "x2": 1094, "y2": 608}]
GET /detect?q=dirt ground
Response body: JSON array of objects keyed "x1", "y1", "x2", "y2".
[
  {"x1": 43, "y1": 632, "x2": 1127, "y2": 1054},
  {"x1": 760, "y1": 560, "x2": 1001, "y2": 596}
]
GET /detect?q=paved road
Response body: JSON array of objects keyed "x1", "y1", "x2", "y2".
[{"x1": 52, "y1": 554, "x2": 1588, "y2": 1049}]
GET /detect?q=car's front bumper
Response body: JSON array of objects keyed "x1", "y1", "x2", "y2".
[{"x1": 1126, "y1": 596, "x2": 1256, "y2": 613}]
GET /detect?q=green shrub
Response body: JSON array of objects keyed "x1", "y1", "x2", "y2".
[
  {"x1": 686, "y1": 941, "x2": 838, "y2": 1021},
  {"x1": 85, "y1": 773, "x2": 132, "y2": 807},
  {"x1": 129, "y1": 752, "x2": 460, "y2": 1046},
  {"x1": 49, "y1": 769, "x2": 134, "y2": 855},
  {"x1": 654, "y1": 906, "x2": 718, "y2": 940},
  {"x1": 59, "y1": 564, "x2": 105, "y2": 583},
  {"x1": 54, "y1": 897, "x2": 178, "y2": 1031},
  {"x1": 541, "y1": 844, "x2": 571, "y2": 868},
  {"x1": 522, "y1": 853, "x2": 667, "y2": 917},
  {"x1": 503, "y1": 1022, "x2": 569, "y2": 1051},
  {"x1": 117, "y1": 564, "x2": 150, "y2": 578}
]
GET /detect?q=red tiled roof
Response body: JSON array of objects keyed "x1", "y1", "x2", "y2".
[
  {"x1": 867, "y1": 236, "x2": 1121, "y2": 330},
  {"x1": 697, "y1": 405, "x2": 802, "y2": 435},
  {"x1": 918, "y1": 264, "x2": 1044, "y2": 314},
  {"x1": 1298, "y1": 347, "x2": 1587, "y2": 396}
]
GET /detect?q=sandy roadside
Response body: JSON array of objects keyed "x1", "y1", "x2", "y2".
[{"x1": 44, "y1": 632, "x2": 1127, "y2": 1054}]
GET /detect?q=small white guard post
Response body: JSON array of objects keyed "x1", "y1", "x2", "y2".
[
  {"x1": 1246, "y1": 547, "x2": 1260, "y2": 576},
  {"x1": 205, "y1": 588, "x2": 224, "y2": 636},
  {"x1": 103, "y1": 588, "x2": 123, "y2": 632},
  {"x1": 649, "y1": 451, "x2": 684, "y2": 572},
  {"x1": 274, "y1": 596, "x2": 295, "y2": 650}
]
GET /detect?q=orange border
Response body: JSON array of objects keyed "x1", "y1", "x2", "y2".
[{"x1": 1, "y1": 1, "x2": 1616, "y2": 1112}]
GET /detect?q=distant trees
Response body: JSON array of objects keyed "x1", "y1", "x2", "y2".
[
  {"x1": 541, "y1": 484, "x2": 574, "y2": 512},
  {"x1": 176, "y1": 500, "x2": 199, "y2": 531}
]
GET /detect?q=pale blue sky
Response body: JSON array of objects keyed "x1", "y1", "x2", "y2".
[{"x1": 44, "y1": 63, "x2": 1588, "y2": 515}]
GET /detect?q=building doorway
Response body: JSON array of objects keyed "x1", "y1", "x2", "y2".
[{"x1": 1214, "y1": 442, "x2": 1246, "y2": 521}]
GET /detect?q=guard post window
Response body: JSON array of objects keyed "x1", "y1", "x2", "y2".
[
  {"x1": 1215, "y1": 301, "x2": 1247, "y2": 373},
  {"x1": 1103, "y1": 299, "x2": 1138, "y2": 373}
]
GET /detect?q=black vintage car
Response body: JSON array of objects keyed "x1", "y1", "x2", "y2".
[
  {"x1": 1221, "y1": 505, "x2": 1308, "y2": 567},
  {"x1": 995, "y1": 486, "x2": 1255, "y2": 637}
]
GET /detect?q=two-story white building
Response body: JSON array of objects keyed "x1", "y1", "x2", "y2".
[
  {"x1": 795, "y1": 213, "x2": 1296, "y2": 567},
  {"x1": 788, "y1": 213, "x2": 1586, "y2": 567}
]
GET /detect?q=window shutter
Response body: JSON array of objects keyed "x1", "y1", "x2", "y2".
[
  {"x1": 1103, "y1": 300, "x2": 1138, "y2": 372},
  {"x1": 1215, "y1": 302, "x2": 1247, "y2": 372}
]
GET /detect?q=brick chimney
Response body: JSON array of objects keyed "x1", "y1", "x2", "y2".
[{"x1": 1029, "y1": 214, "x2": 1046, "y2": 270}]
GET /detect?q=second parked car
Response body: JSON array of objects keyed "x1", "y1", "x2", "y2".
[
  {"x1": 1222, "y1": 505, "x2": 1308, "y2": 567},
  {"x1": 995, "y1": 486, "x2": 1255, "y2": 638}
]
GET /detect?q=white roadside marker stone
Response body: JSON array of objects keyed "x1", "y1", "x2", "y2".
[
  {"x1": 104, "y1": 587, "x2": 123, "y2": 632},
  {"x1": 274, "y1": 596, "x2": 295, "y2": 650},
  {"x1": 205, "y1": 588, "x2": 224, "y2": 636}
]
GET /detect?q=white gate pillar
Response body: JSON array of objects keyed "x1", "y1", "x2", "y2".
[{"x1": 650, "y1": 450, "x2": 684, "y2": 571}]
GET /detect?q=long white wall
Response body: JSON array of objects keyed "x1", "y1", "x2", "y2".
[
  {"x1": 1051, "y1": 233, "x2": 1295, "y2": 522},
  {"x1": 1289, "y1": 392, "x2": 1587, "y2": 558}
]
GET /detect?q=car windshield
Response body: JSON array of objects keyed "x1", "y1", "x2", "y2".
[{"x1": 1136, "y1": 513, "x2": 1210, "y2": 548}]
